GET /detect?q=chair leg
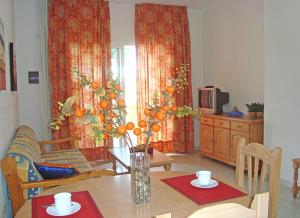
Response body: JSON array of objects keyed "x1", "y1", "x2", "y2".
[{"x1": 292, "y1": 161, "x2": 299, "y2": 198}]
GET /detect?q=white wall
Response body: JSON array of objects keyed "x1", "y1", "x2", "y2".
[
  {"x1": 0, "y1": 0, "x2": 18, "y2": 216},
  {"x1": 110, "y1": 2, "x2": 203, "y2": 149},
  {"x1": 189, "y1": 8, "x2": 203, "y2": 150},
  {"x1": 110, "y1": 3, "x2": 135, "y2": 47},
  {"x1": 14, "y1": 0, "x2": 47, "y2": 139},
  {"x1": 264, "y1": 0, "x2": 300, "y2": 184},
  {"x1": 201, "y1": 0, "x2": 264, "y2": 113}
]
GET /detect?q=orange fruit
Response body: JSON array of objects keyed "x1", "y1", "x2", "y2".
[
  {"x1": 126, "y1": 122, "x2": 135, "y2": 130},
  {"x1": 91, "y1": 82, "x2": 99, "y2": 90},
  {"x1": 115, "y1": 84, "x2": 121, "y2": 91},
  {"x1": 103, "y1": 133, "x2": 110, "y2": 140},
  {"x1": 118, "y1": 125, "x2": 127, "y2": 135},
  {"x1": 155, "y1": 111, "x2": 165, "y2": 121},
  {"x1": 171, "y1": 104, "x2": 177, "y2": 112},
  {"x1": 108, "y1": 111, "x2": 117, "y2": 118},
  {"x1": 161, "y1": 105, "x2": 170, "y2": 111},
  {"x1": 138, "y1": 120, "x2": 147, "y2": 128},
  {"x1": 109, "y1": 92, "x2": 116, "y2": 99},
  {"x1": 97, "y1": 113, "x2": 105, "y2": 122},
  {"x1": 133, "y1": 128, "x2": 142, "y2": 136},
  {"x1": 91, "y1": 108, "x2": 97, "y2": 115},
  {"x1": 167, "y1": 86, "x2": 175, "y2": 94},
  {"x1": 75, "y1": 109, "x2": 84, "y2": 118},
  {"x1": 99, "y1": 100, "x2": 109, "y2": 109},
  {"x1": 151, "y1": 123, "x2": 161, "y2": 132},
  {"x1": 144, "y1": 108, "x2": 151, "y2": 116},
  {"x1": 105, "y1": 124, "x2": 113, "y2": 131},
  {"x1": 117, "y1": 99, "x2": 125, "y2": 107}
]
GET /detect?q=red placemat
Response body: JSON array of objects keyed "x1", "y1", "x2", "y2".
[
  {"x1": 161, "y1": 174, "x2": 246, "y2": 205},
  {"x1": 32, "y1": 191, "x2": 103, "y2": 218}
]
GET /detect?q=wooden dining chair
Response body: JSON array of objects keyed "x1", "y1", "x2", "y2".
[
  {"x1": 1, "y1": 157, "x2": 115, "y2": 216},
  {"x1": 235, "y1": 138, "x2": 281, "y2": 218},
  {"x1": 187, "y1": 192, "x2": 269, "y2": 218}
]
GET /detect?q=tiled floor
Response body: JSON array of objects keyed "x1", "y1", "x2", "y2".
[{"x1": 92, "y1": 151, "x2": 300, "y2": 218}]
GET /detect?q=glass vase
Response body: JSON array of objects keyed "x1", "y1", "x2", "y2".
[{"x1": 130, "y1": 152, "x2": 151, "y2": 204}]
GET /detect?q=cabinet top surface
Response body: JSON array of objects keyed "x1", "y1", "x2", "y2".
[{"x1": 200, "y1": 113, "x2": 264, "y2": 123}]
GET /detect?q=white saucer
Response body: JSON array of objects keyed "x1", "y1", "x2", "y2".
[
  {"x1": 46, "y1": 202, "x2": 81, "y2": 216},
  {"x1": 190, "y1": 179, "x2": 219, "y2": 189}
]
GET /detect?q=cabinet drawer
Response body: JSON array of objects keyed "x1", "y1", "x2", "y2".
[
  {"x1": 231, "y1": 122, "x2": 249, "y2": 132},
  {"x1": 200, "y1": 117, "x2": 213, "y2": 126},
  {"x1": 214, "y1": 119, "x2": 230, "y2": 129}
]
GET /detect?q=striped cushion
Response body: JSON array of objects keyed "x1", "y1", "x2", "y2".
[
  {"x1": 10, "y1": 137, "x2": 41, "y2": 163},
  {"x1": 42, "y1": 150, "x2": 92, "y2": 173},
  {"x1": 16, "y1": 125, "x2": 36, "y2": 139},
  {"x1": 15, "y1": 125, "x2": 42, "y2": 155}
]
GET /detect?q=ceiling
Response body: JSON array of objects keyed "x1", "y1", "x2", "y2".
[{"x1": 106, "y1": 0, "x2": 215, "y2": 9}]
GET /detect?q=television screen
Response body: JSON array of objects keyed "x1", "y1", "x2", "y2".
[
  {"x1": 199, "y1": 89, "x2": 214, "y2": 109},
  {"x1": 198, "y1": 87, "x2": 229, "y2": 114}
]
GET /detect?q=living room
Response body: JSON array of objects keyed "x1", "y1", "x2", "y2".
[{"x1": 0, "y1": 0, "x2": 300, "y2": 217}]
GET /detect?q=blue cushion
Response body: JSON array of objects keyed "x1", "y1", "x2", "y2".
[
  {"x1": 227, "y1": 111, "x2": 244, "y2": 117},
  {"x1": 34, "y1": 162, "x2": 79, "y2": 180}
]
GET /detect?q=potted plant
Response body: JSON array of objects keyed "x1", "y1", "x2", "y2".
[
  {"x1": 246, "y1": 103, "x2": 256, "y2": 119},
  {"x1": 50, "y1": 64, "x2": 198, "y2": 204},
  {"x1": 256, "y1": 102, "x2": 264, "y2": 118}
]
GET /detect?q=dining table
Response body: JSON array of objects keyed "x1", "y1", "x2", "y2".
[{"x1": 15, "y1": 171, "x2": 251, "y2": 218}]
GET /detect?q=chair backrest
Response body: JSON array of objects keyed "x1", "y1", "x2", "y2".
[
  {"x1": 187, "y1": 192, "x2": 269, "y2": 218},
  {"x1": 235, "y1": 138, "x2": 281, "y2": 218}
]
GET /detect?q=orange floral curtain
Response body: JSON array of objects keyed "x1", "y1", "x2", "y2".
[
  {"x1": 48, "y1": 0, "x2": 111, "y2": 161},
  {"x1": 135, "y1": 4, "x2": 194, "y2": 153}
]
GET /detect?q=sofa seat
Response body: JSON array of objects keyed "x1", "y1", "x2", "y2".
[
  {"x1": 41, "y1": 149, "x2": 92, "y2": 173},
  {"x1": 6, "y1": 125, "x2": 92, "y2": 199}
]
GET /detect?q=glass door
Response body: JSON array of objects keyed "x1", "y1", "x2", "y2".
[{"x1": 111, "y1": 46, "x2": 137, "y2": 147}]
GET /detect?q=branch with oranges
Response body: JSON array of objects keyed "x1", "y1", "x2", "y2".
[{"x1": 50, "y1": 64, "x2": 199, "y2": 154}]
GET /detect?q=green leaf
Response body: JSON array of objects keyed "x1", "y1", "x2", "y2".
[
  {"x1": 96, "y1": 87, "x2": 106, "y2": 97},
  {"x1": 175, "y1": 105, "x2": 199, "y2": 118},
  {"x1": 61, "y1": 96, "x2": 77, "y2": 114}
]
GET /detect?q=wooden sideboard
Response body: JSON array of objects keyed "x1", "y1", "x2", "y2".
[{"x1": 200, "y1": 114, "x2": 263, "y2": 166}]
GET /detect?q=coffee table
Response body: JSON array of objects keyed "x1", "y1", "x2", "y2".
[{"x1": 108, "y1": 147, "x2": 172, "y2": 174}]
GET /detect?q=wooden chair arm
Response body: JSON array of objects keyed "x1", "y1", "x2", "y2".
[
  {"x1": 20, "y1": 169, "x2": 115, "y2": 189},
  {"x1": 21, "y1": 171, "x2": 92, "y2": 189},
  {"x1": 38, "y1": 137, "x2": 81, "y2": 153},
  {"x1": 88, "y1": 169, "x2": 115, "y2": 178}
]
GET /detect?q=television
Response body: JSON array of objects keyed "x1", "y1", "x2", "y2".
[{"x1": 198, "y1": 86, "x2": 229, "y2": 114}]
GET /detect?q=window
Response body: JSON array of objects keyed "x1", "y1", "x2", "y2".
[{"x1": 111, "y1": 46, "x2": 137, "y2": 146}]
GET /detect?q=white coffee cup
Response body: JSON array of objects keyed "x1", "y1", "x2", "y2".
[
  {"x1": 54, "y1": 192, "x2": 72, "y2": 215},
  {"x1": 196, "y1": 170, "x2": 212, "y2": 186}
]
